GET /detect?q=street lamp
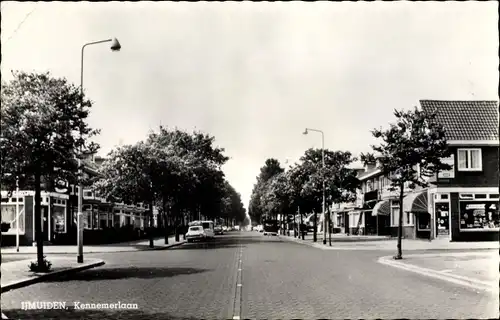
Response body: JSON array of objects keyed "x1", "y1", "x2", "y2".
[
  {"x1": 303, "y1": 128, "x2": 327, "y2": 245},
  {"x1": 77, "y1": 37, "x2": 121, "y2": 264}
]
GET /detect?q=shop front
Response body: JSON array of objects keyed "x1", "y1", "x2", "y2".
[
  {"x1": 402, "y1": 190, "x2": 430, "y2": 240},
  {"x1": 1, "y1": 191, "x2": 68, "y2": 246},
  {"x1": 429, "y1": 190, "x2": 499, "y2": 241},
  {"x1": 453, "y1": 193, "x2": 499, "y2": 241},
  {"x1": 371, "y1": 200, "x2": 390, "y2": 236}
]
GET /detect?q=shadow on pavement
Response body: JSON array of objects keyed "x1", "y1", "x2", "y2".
[
  {"x1": 170, "y1": 234, "x2": 283, "y2": 250},
  {"x1": 44, "y1": 267, "x2": 210, "y2": 282},
  {"x1": 2, "y1": 309, "x2": 201, "y2": 320}
]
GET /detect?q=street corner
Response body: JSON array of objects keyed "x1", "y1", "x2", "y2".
[
  {"x1": 377, "y1": 253, "x2": 498, "y2": 294},
  {"x1": 1, "y1": 258, "x2": 105, "y2": 294}
]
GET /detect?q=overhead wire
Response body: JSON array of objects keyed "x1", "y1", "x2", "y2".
[{"x1": 4, "y1": 3, "x2": 38, "y2": 44}]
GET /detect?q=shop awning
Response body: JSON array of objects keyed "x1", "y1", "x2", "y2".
[
  {"x1": 403, "y1": 191, "x2": 428, "y2": 214},
  {"x1": 371, "y1": 201, "x2": 390, "y2": 216}
]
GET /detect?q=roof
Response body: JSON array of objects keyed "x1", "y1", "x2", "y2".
[{"x1": 420, "y1": 100, "x2": 499, "y2": 141}]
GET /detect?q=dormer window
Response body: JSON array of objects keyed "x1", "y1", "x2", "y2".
[{"x1": 457, "y1": 149, "x2": 482, "y2": 171}]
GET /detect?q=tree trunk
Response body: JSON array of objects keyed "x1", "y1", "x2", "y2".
[
  {"x1": 174, "y1": 206, "x2": 180, "y2": 242},
  {"x1": 149, "y1": 199, "x2": 154, "y2": 248},
  {"x1": 163, "y1": 197, "x2": 169, "y2": 244},
  {"x1": 313, "y1": 210, "x2": 317, "y2": 242},
  {"x1": 395, "y1": 183, "x2": 404, "y2": 259},
  {"x1": 34, "y1": 170, "x2": 44, "y2": 267}
]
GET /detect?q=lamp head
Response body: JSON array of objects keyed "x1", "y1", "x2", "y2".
[
  {"x1": 303, "y1": 129, "x2": 308, "y2": 135},
  {"x1": 110, "y1": 38, "x2": 121, "y2": 51}
]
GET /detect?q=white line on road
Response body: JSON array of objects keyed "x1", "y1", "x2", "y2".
[
  {"x1": 237, "y1": 283, "x2": 242, "y2": 287},
  {"x1": 233, "y1": 316, "x2": 240, "y2": 320},
  {"x1": 238, "y1": 268, "x2": 242, "y2": 271}
]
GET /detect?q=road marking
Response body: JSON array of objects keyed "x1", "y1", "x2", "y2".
[
  {"x1": 237, "y1": 283, "x2": 242, "y2": 287},
  {"x1": 239, "y1": 260, "x2": 241, "y2": 262},
  {"x1": 238, "y1": 268, "x2": 242, "y2": 271},
  {"x1": 233, "y1": 316, "x2": 240, "y2": 320},
  {"x1": 2, "y1": 313, "x2": 8, "y2": 319},
  {"x1": 441, "y1": 269, "x2": 453, "y2": 273}
]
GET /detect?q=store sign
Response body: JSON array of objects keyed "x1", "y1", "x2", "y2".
[
  {"x1": 438, "y1": 155, "x2": 455, "y2": 179},
  {"x1": 54, "y1": 179, "x2": 69, "y2": 194}
]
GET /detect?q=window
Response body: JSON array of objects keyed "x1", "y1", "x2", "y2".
[
  {"x1": 460, "y1": 202, "x2": 499, "y2": 230},
  {"x1": 489, "y1": 194, "x2": 499, "y2": 199},
  {"x1": 53, "y1": 206, "x2": 66, "y2": 233},
  {"x1": 391, "y1": 201, "x2": 400, "y2": 226},
  {"x1": 1, "y1": 204, "x2": 25, "y2": 234},
  {"x1": 418, "y1": 213, "x2": 430, "y2": 230},
  {"x1": 457, "y1": 149, "x2": 482, "y2": 171}
]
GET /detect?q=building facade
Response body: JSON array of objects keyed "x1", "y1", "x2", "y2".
[
  {"x1": 1, "y1": 155, "x2": 158, "y2": 246},
  {"x1": 421, "y1": 100, "x2": 499, "y2": 242}
]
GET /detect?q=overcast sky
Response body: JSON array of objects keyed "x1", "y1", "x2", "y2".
[{"x1": 1, "y1": 2, "x2": 498, "y2": 209}]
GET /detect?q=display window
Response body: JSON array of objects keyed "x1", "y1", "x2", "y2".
[{"x1": 459, "y1": 201, "x2": 499, "y2": 230}]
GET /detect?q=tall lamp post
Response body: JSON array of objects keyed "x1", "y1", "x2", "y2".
[
  {"x1": 303, "y1": 128, "x2": 327, "y2": 245},
  {"x1": 77, "y1": 38, "x2": 121, "y2": 263}
]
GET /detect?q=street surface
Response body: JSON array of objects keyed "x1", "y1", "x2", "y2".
[{"x1": 1, "y1": 232, "x2": 498, "y2": 319}]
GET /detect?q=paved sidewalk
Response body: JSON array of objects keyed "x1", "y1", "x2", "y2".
[
  {"x1": 1, "y1": 236, "x2": 185, "y2": 254},
  {"x1": 280, "y1": 233, "x2": 500, "y2": 251},
  {"x1": 378, "y1": 251, "x2": 499, "y2": 294},
  {"x1": 1, "y1": 256, "x2": 105, "y2": 294}
]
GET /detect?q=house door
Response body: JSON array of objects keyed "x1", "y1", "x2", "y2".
[{"x1": 435, "y1": 203, "x2": 450, "y2": 239}]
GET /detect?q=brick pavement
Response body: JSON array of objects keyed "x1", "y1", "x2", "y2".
[
  {"x1": 1, "y1": 236, "x2": 240, "y2": 320},
  {"x1": 1, "y1": 256, "x2": 104, "y2": 293},
  {"x1": 239, "y1": 233, "x2": 497, "y2": 319},
  {"x1": 378, "y1": 251, "x2": 499, "y2": 294},
  {"x1": 1, "y1": 233, "x2": 498, "y2": 319}
]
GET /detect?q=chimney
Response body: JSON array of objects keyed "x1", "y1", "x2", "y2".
[{"x1": 364, "y1": 162, "x2": 376, "y2": 172}]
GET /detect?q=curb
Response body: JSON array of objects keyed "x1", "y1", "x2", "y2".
[
  {"x1": 1, "y1": 259, "x2": 105, "y2": 294},
  {"x1": 1, "y1": 241, "x2": 186, "y2": 255},
  {"x1": 146, "y1": 241, "x2": 186, "y2": 250},
  {"x1": 377, "y1": 255, "x2": 497, "y2": 294},
  {"x1": 278, "y1": 236, "x2": 499, "y2": 252}
]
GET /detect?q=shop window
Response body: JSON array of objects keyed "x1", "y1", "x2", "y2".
[
  {"x1": 440, "y1": 194, "x2": 449, "y2": 200},
  {"x1": 457, "y1": 149, "x2": 482, "y2": 171},
  {"x1": 417, "y1": 213, "x2": 430, "y2": 230},
  {"x1": 489, "y1": 194, "x2": 499, "y2": 199},
  {"x1": 459, "y1": 193, "x2": 474, "y2": 200},
  {"x1": 391, "y1": 201, "x2": 400, "y2": 226},
  {"x1": 1, "y1": 204, "x2": 25, "y2": 234},
  {"x1": 1, "y1": 198, "x2": 8, "y2": 202},
  {"x1": 474, "y1": 194, "x2": 487, "y2": 199},
  {"x1": 53, "y1": 206, "x2": 66, "y2": 233},
  {"x1": 459, "y1": 202, "x2": 499, "y2": 230}
]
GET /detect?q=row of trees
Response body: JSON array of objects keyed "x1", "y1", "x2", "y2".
[
  {"x1": 1, "y1": 71, "x2": 246, "y2": 268},
  {"x1": 94, "y1": 126, "x2": 248, "y2": 247},
  {"x1": 249, "y1": 108, "x2": 451, "y2": 259}
]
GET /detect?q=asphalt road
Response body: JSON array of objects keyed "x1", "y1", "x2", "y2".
[{"x1": 1, "y1": 232, "x2": 498, "y2": 319}]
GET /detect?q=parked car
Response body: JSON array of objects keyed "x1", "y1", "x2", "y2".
[
  {"x1": 214, "y1": 225, "x2": 224, "y2": 235},
  {"x1": 186, "y1": 226, "x2": 210, "y2": 242},
  {"x1": 222, "y1": 226, "x2": 228, "y2": 232},
  {"x1": 234, "y1": 225, "x2": 240, "y2": 231}
]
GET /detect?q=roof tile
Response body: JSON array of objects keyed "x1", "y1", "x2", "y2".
[{"x1": 420, "y1": 100, "x2": 499, "y2": 141}]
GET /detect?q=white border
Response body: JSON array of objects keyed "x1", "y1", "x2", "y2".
[{"x1": 448, "y1": 140, "x2": 499, "y2": 146}]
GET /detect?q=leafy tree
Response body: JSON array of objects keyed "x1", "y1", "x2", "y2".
[
  {"x1": 1, "y1": 71, "x2": 99, "y2": 267},
  {"x1": 371, "y1": 107, "x2": 451, "y2": 260},
  {"x1": 248, "y1": 158, "x2": 284, "y2": 224}
]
